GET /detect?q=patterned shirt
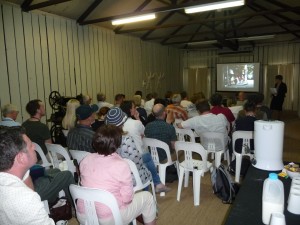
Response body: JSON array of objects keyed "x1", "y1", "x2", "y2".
[
  {"x1": 0, "y1": 172, "x2": 54, "y2": 225},
  {"x1": 117, "y1": 135, "x2": 152, "y2": 186},
  {"x1": 166, "y1": 104, "x2": 188, "y2": 121},
  {"x1": 67, "y1": 124, "x2": 95, "y2": 153}
]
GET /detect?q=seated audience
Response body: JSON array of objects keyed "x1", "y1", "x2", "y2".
[
  {"x1": 177, "y1": 99, "x2": 228, "y2": 143},
  {"x1": 166, "y1": 94, "x2": 188, "y2": 122},
  {"x1": 256, "y1": 93, "x2": 271, "y2": 120},
  {"x1": 144, "y1": 93, "x2": 155, "y2": 116},
  {"x1": 145, "y1": 104, "x2": 177, "y2": 161},
  {"x1": 164, "y1": 91, "x2": 173, "y2": 106},
  {"x1": 106, "y1": 107, "x2": 170, "y2": 192},
  {"x1": 79, "y1": 125, "x2": 157, "y2": 225},
  {"x1": 210, "y1": 93, "x2": 235, "y2": 132},
  {"x1": 96, "y1": 92, "x2": 113, "y2": 111},
  {"x1": 231, "y1": 101, "x2": 257, "y2": 154},
  {"x1": 135, "y1": 90, "x2": 145, "y2": 108},
  {"x1": 77, "y1": 94, "x2": 92, "y2": 105},
  {"x1": 0, "y1": 126, "x2": 55, "y2": 225},
  {"x1": 61, "y1": 99, "x2": 80, "y2": 131},
  {"x1": 186, "y1": 92, "x2": 206, "y2": 118},
  {"x1": 237, "y1": 94, "x2": 267, "y2": 120},
  {"x1": 114, "y1": 93, "x2": 125, "y2": 107},
  {"x1": 235, "y1": 91, "x2": 247, "y2": 106},
  {"x1": 180, "y1": 91, "x2": 192, "y2": 109},
  {"x1": 22, "y1": 99, "x2": 52, "y2": 155},
  {"x1": 92, "y1": 106, "x2": 110, "y2": 131},
  {"x1": 146, "y1": 98, "x2": 167, "y2": 124},
  {"x1": 133, "y1": 95, "x2": 148, "y2": 125},
  {"x1": 0, "y1": 103, "x2": 21, "y2": 126},
  {"x1": 67, "y1": 104, "x2": 98, "y2": 152}
]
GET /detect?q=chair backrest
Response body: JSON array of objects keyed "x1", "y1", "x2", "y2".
[
  {"x1": 69, "y1": 150, "x2": 90, "y2": 164},
  {"x1": 123, "y1": 158, "x2": 150, "y2": 192},
  {"x1": 34, "y1": 142, "x2": 53, "y2": 168},
  {"x1": 175, "y1": 128, "x2": 196, "y2": 143},
  {"x1": 143, "y1": 137, "x2": 174, "y2": 166},
  {"x1": 199, "y1": 132, "x2": 226, "y2": 152},
  {"x1": 175, "y1": 141, "x2": 209, "y2": 172},
  {"x1": 46, "y1": 143, "x2": 76, "y2": 174},
  {"x1": 232, "y1": 131, "x2": 254, "y2": 154},
  {"x1": 69, "y1": 184, "x2": 123, "y2": 225}
]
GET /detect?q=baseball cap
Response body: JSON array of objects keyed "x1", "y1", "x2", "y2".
[{"x1": 76, "y1": 104, "x2": 98, "y2": 120}]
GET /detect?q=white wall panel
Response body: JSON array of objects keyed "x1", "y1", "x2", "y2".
[{"x1": 0, "y1": 2, "x2": 182, "y2": 124}]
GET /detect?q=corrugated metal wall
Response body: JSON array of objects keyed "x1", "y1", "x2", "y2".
[
  {"x1": 182, "y1": 43, "x2": 300, "y2": 112},
  {"x1": 0, "y1": 3, "x2": 182, "y2": 125}
]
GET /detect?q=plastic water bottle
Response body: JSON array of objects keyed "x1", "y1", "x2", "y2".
[{"x1": 262, "y1": 173, "x2": 284, "y2": 224}]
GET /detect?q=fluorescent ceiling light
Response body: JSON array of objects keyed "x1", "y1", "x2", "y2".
[
  {"x1": 112, "y1": 13, "x2": 156, "y2": 25},
  {"x1": 185, "y1": 0, "x2": 245, "y2": 14},
  {"x1": 188, "y1": 40, "x2": 218, "y2": 45},
  {"x1": 237, "y1": 35, "x2": 275, "y2": 41}
]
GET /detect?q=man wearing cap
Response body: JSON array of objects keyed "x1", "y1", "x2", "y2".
[
  {"x1": 67, "y1": 104, "x2": 98, "y2": 152},
  {"x1": 0, "y1": 104, "x2": 21, "y2": 127}
]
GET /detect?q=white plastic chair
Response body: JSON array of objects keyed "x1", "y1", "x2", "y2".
[
  {"x1": 33, "y1": 142, "x2": 53, "y2": 169},
  {"x1": 199, "y1": 132, "x2": 230, "y2": 168},
  {"x1": 143, "y1": 137, "x2": 177, "y2": 197},
  {"x1": 123, "y1": 158, "x2": 155, "y2": 225},
  {"x1": 46, "y1": 143, "x2": 76, "y2": 176},
  {"x1": 69, "y1": 150, "x2": 90, "y2": 164},
  {"x1": 69, "y1": 184, "x2": 123, "y2": 225},
  {"x1": 175, "y1": 128, "x2": 196, "y2": 143},
  {"x1": 232, "y1": 131, "x2": 254, "y2": 183},
  {"x1": 175, "y1": 141, "x2": 212, "y2": 206}
]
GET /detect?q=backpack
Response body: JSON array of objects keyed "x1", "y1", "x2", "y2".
[
  {"x1": 228, "y1": 156, "x2": 251, "y2": 177},
  {"x1": 211, "y1": 164, "x2": 239, "y2": 204}
]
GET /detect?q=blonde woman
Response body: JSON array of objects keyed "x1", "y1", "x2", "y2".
[{"x1": 62, "y1": 99, "x2": 80, "y2": 134}]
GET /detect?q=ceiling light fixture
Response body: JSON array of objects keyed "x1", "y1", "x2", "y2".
[
  {"x1": 112, "y1": 13, "x2": 156, "y2": 25},
  {"x1": 184, "y1": 0, "x2": 245, "y2": 14},
  {"x1": 236, "y1": 35, "x2": 276, "y2": 41},
  {"x1": 188, "y1": 40, "x2": 218, "y2": 45}
]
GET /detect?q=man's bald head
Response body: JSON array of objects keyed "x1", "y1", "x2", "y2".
[{"x1": 152, "y1": 104, "x2": 165, "y2": 118}]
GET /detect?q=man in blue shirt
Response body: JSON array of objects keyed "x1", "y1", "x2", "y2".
[{"x1": 0, "y1": 104, "x2": 21, "y2": 127}]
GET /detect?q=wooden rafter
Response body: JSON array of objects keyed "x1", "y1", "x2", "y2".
[
  {"x1": 22, "y1": 0, "x2": 72, "y2": 12},
  {"x1": 80, "y1": 0, "x2": 226, "y2": 25},
  {"x1": 77, "y1": 0, "x2": 104, "y2": 24},
  {"x1": 115, "y1": 7, "x2": 298, "y2": 35}
]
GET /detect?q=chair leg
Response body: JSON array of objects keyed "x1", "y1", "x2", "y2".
[
  {"x1": 193, "y1": 170, "x2": 202, "y2": 206},
  {"x1": 235, "y1": 155, "x2": 242, "y2": 183},
  {"x1": 226, "y1": 150, "x2": 231, "y2": 167},
  {"x1": 159, "y1": 165, "x2": 167, "y2": 197},
  {"x1": 184, "y1": 171, "x2": 189, "y2": 187},
  {"x1": 150, "y1": 181, "x2": 157, "y2": 204},
  {"x1": 215, "y1": 151, "x2": 223, "y2": 168},
  {"x1": 177, "y1": 167, "x2": 184, "y2": 202}
]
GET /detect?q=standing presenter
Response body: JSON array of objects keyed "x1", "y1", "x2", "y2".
[{"x1": 270, "y1": 75, "x2": 287, "y2": 120}]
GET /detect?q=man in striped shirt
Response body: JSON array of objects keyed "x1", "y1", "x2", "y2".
[{"x1": 67, "y1": 104, "x2": 98, "y2": 152}]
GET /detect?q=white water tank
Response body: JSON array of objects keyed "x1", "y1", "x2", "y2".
[{"x1": 254, "y1": 120, "x2": 284, "y2": 171}]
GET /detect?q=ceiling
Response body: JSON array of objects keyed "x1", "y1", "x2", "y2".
[{"x1": 4, "y1": 0, "x2": 300, "y2": 51}]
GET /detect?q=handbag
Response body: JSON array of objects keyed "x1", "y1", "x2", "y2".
[{"x1": 49, "y1": 197, "x2": 72, "y2": 222}]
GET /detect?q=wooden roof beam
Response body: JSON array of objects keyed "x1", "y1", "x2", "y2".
[
  {"x1": 115, "y1": 8, "x2": 297, "y2": 34},
  {"x1": 22, "y1": 0, "x2": 72, "y2": 12},
  {"x1": 77, "y1": 0, "x2": 104, "y2": 24}
]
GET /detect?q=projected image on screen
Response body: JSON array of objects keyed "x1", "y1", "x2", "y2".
[{"x1": 217, "y1": 63, "x2": 260, "y2": 92}]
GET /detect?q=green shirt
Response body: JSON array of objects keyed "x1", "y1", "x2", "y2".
[{"x1": 22, "y1": 120, "x2": 51, "y2": 155}]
